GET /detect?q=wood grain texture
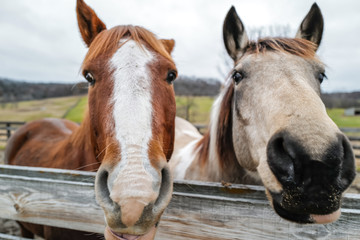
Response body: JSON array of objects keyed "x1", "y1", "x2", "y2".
[{"x1": 0, "y1": 165, "x2": 360, "y2": 240}]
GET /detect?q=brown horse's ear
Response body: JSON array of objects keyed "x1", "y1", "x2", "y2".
[
  {"x1": 161, "y1": 39, "x2": 175, "y2": 54},
  {"x1": 76, "y1": 0, "x2": 107, "y2": 47},
  {"x1": 295, "y1": 3, "x2": 324, "y2": 50},
  {"x1": 223, "y1": 6, "x2": 249, "y2": 62}
]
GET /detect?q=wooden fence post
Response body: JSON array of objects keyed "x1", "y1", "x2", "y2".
[{"x1": 6, "y1": 123, "x2": 11, "y2": 140}]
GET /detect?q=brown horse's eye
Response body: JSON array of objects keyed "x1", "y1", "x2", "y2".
[
  {"x1": 85, "y1": 72, "x2": 95, "y2": 86},
  {"x1": 318, "y1": 72, "x2": 327, "y2": 84},
  {"x1": 232, "y1": 71, "x2": 243, "y2": 84},
  {"x1": 166, "y1": 70, "x2": 177, "y2": 84}
]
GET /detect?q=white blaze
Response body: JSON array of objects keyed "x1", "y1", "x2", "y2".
[{"x1": 108, "y1": 40, "x2": 159, "y2": 226}]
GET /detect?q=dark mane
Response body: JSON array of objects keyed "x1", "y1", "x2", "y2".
[
  {"x1": 83, "y1": 25, "x2": 173, "y2": 67},
  {"x1": 245, "y1": 38, "x2": 318, "y2": 60},
  {"x1": 196, "y1": 84, "x2": 238, "y2": 169}
]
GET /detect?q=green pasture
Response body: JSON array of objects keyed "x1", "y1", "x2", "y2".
[
  {"x1": 327, "y1": 108, "x2": 360, "y2": 128},
  {"x1": 63, "y1": 96, "x2": 88, "y2": 123},
  {"x1": 0, "y1": 96, "x2": 83, "y2": 122},
  {"x1": 175, "y1": 96, "x2": 214, "y2": 124}
]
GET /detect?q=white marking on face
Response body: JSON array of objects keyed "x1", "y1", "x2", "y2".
[
  {"x1": 107, "y1": 40, "x2": 160, "y2": 216},
  {"x1": 111, "y1": 40, "x2": 153, "y2": 160}
]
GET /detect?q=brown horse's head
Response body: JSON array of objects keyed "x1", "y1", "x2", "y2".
[
  {"x1": 222, "y1": 4, "x2": 355, "y2": 223},
  {"x1": 76, "y1": 0, "x2": 176, "y2": 238}
]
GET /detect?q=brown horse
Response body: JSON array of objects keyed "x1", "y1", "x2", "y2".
[
  {"x1": 5, "y1": 0, "x2": 177, "y2": 239},
  {"x1": 170, "y1": 3, "x2": 355, "y2": 224}
]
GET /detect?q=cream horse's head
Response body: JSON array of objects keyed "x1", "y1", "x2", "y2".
[{"x1": 223, "y1": 4, "x2": 355, "y2": 223}]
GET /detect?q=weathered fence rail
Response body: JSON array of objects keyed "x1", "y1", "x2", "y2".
[{"x1": 0, "y1": 165, "x2": 360, "y2": 239}]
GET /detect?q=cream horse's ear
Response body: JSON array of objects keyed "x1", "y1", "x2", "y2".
[
  {"x1": 295, "y1": 3, "x2": 324, "y2": 51},
  {"x1": 76, "y1": 0, "x2": 107, "y2": 47},
  {"x1": 223, "y1": 6, "x2": 249, "y2": 62}
]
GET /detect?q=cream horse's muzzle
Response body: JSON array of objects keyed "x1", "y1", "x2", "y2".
[{"x1": 266, "y1": 130, "x2": 355, "y2": 223}]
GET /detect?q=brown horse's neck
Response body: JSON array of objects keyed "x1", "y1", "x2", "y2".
[{"x1": 67, "y1": 113, "x2": 99, "y2": 171}]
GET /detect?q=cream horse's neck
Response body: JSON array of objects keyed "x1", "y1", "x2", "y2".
[{"x1": 170, "y1": 87, "x2": 261, "y2": 184}]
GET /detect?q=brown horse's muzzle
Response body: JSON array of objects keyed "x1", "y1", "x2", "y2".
[
  {"x1": 95, "y1": 163, "x2": 172, "y2": 239},
  {"x1": 266, "y1": 130, "x2": 355, "y2": 223}
]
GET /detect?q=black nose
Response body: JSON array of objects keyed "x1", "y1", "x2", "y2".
[{"x1": 267, "y1": 131, "x2": 355, "y2": 194}]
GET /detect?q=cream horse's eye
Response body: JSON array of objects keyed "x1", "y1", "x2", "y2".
[
  {"x1": 232, "y1": 71, "x2": 244, "y2": 84},
  {"x1": 318, "y1": 72, "x2": 327, "y2": 84}
]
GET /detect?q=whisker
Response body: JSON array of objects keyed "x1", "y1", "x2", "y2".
[
  {"x1": 96, "y1": 143, "x2": 114, "y2": 159},
  {"x1": 74, "y1": 162, "x2": 101, "y2": 171}
]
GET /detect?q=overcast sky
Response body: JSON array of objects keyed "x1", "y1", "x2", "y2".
[{"x1": 0, "y1": 0, "x2": 359, "y2": 92}]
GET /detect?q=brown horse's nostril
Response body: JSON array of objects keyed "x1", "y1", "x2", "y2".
[
  {"x1": 96, "y1": 169, "x2": 113, "y2": 206},
  {"x1": 153, "y1": 166, "x2": 173, "y2": 214}
]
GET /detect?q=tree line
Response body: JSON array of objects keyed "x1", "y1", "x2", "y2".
[{"x1": 0, "y1": 78, "x2": 87, "y2": 106}]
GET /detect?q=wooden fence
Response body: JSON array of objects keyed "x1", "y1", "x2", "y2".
[{"x1": 0, "y1": 165, "x2": 360, "y2": 240}]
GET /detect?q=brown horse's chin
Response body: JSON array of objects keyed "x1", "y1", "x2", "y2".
[{"x1": 105, "y1": 226, "x2": 157, "y2": 240}]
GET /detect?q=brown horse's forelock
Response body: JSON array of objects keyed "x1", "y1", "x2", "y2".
[{"x1": 82, "y1": 25, "x2": 173, "y2": 69}]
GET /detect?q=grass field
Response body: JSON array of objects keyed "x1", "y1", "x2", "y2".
[
  {"x1": 0, "y1": 96, "x2": 83, "y2": 122},
  {"x1": 63, "y1": 96, "x2": 88, "y2": 123},
  {"x1": 327, "y1": 108, "x2": 360, "y2": 128},
  {"x1": 176, "y1": 96, "x2": 214, "y2": 124}
]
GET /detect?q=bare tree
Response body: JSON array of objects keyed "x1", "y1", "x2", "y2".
[
  {"x1": 217, "y1": 24, "x2": 292, "y2": 79},
  {"x1": 247, "y1": 24, "x2": 291, "y2": 40}
]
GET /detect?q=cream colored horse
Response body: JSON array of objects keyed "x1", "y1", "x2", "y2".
[{"x1": 170, "y1": 3, "x2": 355, "y2": 224}]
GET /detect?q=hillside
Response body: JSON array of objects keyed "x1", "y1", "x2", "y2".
[
  {"x1": 0, "y1": 78, "x2": 87, "y2": 103},
  {"x1": 321, "y1": 91, "x2": 360, "y2": 108},
  {"x1": 174, "y1": 76, "x2": 221, "y2": 96}
]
